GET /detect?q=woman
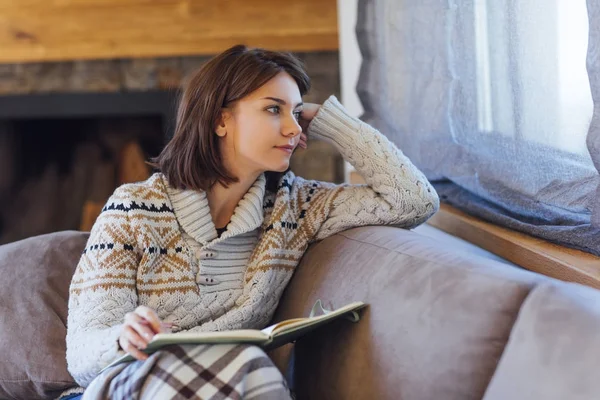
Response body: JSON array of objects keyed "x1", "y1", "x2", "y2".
[{"x1": 63, "y1": 44, "x2": 439, "y2": 399}]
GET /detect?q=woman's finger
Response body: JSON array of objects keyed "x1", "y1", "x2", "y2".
[
  {"x1": 298, "y1": 133, "x2": 308, "y2": 149},
  {"x1": 120, "y1": 327, "x2": 149, "y2": 361},
  {"x1": 122, "y1": 341, "x2": 149, "y2": 361},
  {"x1": 131, "y1": 319, "x2": 157, "y2": 343},
  {"x1": 134, "y1": 306, "x2": 162, "y2": 334},
  {"x1": 124, "y1": 312, "x2": 156, "y2": 341},
  {"x1": 124, "y1": 326, "x2": 148, "y2": 349}
]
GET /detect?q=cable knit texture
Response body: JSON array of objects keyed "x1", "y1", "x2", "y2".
[{"x1": 66, "y1": 95, "x2": 439, "y2": 387}]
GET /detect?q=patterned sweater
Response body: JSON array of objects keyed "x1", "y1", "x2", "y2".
[{"x1": 66, "y1": 95, "x2": 439, "y2": 387}]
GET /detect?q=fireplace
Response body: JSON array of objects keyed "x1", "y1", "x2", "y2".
[{"x1": 0, "y1": 90, "x2": 176, "y2": 244}]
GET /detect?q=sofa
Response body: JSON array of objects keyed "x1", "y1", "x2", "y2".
[{"x1": 2, "y1": 226, "x2": 600, "y2": 399}]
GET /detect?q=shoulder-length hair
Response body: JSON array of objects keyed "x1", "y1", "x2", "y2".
[{"x1": 150, "y1": 44, "x2": 310, "y2": 193}]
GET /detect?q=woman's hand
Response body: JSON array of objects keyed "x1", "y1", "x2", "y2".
[
  {"x1": 298, "y1": 103, "x2": 321, "y2": 149},
  {"x1": 118, "y1": 305, "x2": 172, "y2": 361}
]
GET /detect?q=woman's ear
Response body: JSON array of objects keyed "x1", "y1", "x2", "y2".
[{"x1": 215, "y1": 109, "x2": 231, "y2": 137}]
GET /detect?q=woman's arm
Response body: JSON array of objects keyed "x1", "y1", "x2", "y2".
[
  {"x1": 303, "y1": 95, "x2": 439, "y2": 242},
  {"x1": 66, "y1": 187, "x2": 141, "y2": 387}
]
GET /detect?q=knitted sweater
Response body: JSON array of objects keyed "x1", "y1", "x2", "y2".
[{"x1": 66, "y1": 95, "x2": 439, "y2": 387}]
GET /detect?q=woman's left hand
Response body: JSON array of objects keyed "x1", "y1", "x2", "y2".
[{"x1": 298, "y1": 103, "x2": 321, "y2": 149}]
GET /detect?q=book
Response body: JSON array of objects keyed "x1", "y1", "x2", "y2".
[{"x1": 102, "y1": 300, "x2": 367, "y2": 370}]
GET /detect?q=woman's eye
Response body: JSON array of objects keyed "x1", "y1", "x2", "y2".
[{"x1": 267, "y1": 106, "x2": 301, "y2": 120}]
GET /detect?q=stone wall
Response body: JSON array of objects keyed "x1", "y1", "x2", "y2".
[{"x1": 0, "y1": 51, "x2": 343, "y2": 182}]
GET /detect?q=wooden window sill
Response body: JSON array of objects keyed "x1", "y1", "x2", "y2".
[{"x1": 427, "y1": 203, "x2": 600, "y2": 290}]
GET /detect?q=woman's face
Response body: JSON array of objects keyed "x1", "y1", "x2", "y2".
[{"x1": 216, "y1": 71, "x2": 303, "y2": 178}]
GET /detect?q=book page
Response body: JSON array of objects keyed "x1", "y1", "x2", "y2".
[
  {"x1": 260, "y1": 301, "x2": 365, "y2": 351},
  {"x1": 260, "y1": 318, "x2": 306, "y2": 336},
  {"x1": 273, "y1": 301, "x2": 364, "y2": 336},
  {"x1": 152, "y1": 329, "x2": 268, "y2": 345}
]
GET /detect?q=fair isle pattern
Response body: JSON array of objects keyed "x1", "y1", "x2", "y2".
[
  {"x1": 70, "y1": 177, "x2": 196, "y2": 297},
  {"x1": 126, "y1": 177, "x2": 197, "y2": 296},
  {"x1": 66, "y1": 95, "x2": 440, "y2": 388},
  {"x1": 128, "y1": 178, "x2": 198, "y2": 296},
  {"x1": 246, "y1": 178, "x2": 344, "y2": 284}
]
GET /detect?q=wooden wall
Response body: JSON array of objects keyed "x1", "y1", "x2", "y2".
[{"x1": 0, "y1": 0, "x2": 338, "y2": 64}]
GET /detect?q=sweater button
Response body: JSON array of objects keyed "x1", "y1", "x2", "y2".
[
  {"x1": 198, "y1": 275, "x2": 220, "y2": 286},
  {"x1": 196, "y1": 250, "x2": 217, "y2": 260}
]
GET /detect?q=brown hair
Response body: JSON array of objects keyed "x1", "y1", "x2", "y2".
[{"x1": 150, "y1": 44, "x2": 310, "y2": 193}]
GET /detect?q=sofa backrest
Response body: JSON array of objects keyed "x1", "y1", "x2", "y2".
[{"x1": 269, "y1": 226, "x2": 545, "y2": 399}]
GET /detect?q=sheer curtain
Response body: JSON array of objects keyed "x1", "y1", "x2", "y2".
[{"x1": 356, "y1": 0, "x2": 600, "y2": 256}]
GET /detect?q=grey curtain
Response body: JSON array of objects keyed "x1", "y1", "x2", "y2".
[
  {"x1": 589, "y1": 0, "x2": 600, "y2": 229},
  {"x1": 356, "y1": 0, "x2": 600, "y2": 256}
]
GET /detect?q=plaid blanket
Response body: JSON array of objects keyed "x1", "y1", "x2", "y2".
[{"x1": 80, "y1": 344, "x2": 292, "y2": 400}]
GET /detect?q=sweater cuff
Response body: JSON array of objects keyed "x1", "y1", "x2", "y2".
[
  {"x1": 99, "y1": 323, "x2": 126, "y2": 368},
  {"x1": 307, "y1": 95, "x2": 363, "y2": 147}
]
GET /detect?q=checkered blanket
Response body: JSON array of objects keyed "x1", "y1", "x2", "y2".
[{"x1": 80, "y1": 344, "x2": 292, "y2": 400}]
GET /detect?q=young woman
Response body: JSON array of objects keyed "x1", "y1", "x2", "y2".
[{"x1": 63, "y1": 44, "x2": 439, "y2": 399}]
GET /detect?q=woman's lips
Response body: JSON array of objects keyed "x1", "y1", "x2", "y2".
[{"x1": 275, "y1": 146, "x2": 293, "y2": 154}]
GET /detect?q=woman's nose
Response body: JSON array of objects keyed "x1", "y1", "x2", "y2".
[{"x1": 282, "y1": 113, "x2": 302, "y2": 137}]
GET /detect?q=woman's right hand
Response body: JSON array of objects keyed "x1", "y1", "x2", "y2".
[{"x1": 118, "y1": 305, "x2": 171, "y2": 361}]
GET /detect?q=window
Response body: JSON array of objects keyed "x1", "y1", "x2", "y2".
[{"x1": 475, "y1": 0, "x2": 593, "y2": 157}]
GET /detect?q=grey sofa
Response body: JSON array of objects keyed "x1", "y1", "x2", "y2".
[
  {"x1": 268, "y1": 226, "x2": 600, "y2": 400},
  {"x1": 1, "y1": 226, "x2": 599, "y2": 399}
]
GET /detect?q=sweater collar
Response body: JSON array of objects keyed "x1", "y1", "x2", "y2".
[{"x1": 162, "y1": 173, "x2": 266, "y2": 245}]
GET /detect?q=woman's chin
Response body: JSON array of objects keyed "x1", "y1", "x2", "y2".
[
  {"x1": 274, "y1": 165, "x2": 290, "y2": 172},
  {"x1": 267, "y1": 162, "x2": 290, "y2": 173}
]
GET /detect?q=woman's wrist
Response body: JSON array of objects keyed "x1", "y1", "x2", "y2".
[{"x1": 307, "y1": 95, "x2": 362, "y2": 145}]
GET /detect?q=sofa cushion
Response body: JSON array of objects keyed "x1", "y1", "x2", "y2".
[
  {"x1": 269, "y1": 226, "x2": 544, "y2": 400},
  {"x1": 0, "y1": 231, "x2": 88, "y2": 399},
  {"x1": 483, "y1": 281, "x2": 600, "y2": 400}
]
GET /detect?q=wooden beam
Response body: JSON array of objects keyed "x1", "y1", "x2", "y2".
[
  {"x1": 0, "y1": 0, "x2": 338, "y2": 64},
  {"x1": 427, "y1": 203, "x2": 600, "y2": 290}
]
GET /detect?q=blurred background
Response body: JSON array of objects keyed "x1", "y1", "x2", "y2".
[
  {"x1": 0, "y1": 0, "x2": 346, "y2": 244},
  {"x1": 4, "y1": 0, "x2": 596, "y2": 261}
]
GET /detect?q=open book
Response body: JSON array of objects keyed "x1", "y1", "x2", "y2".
[{"x1": 102, "y1": 300, "x2": 366, "y2": 370}]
